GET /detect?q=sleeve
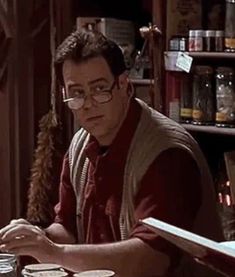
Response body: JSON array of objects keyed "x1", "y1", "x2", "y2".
[
  {"x1": 129, "y1": 147, "x2": 202, "y2": 268},
  {"x1": 54, "y1": 152, "x2": 77, "y2": 237}
]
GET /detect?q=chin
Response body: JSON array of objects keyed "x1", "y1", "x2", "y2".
[{"x1": 86, "y1": 126, "x2": 107, "y2": 139}]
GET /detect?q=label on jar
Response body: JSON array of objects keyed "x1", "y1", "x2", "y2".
[
  {"x1": 188, "y1": 38, "x2": 195, "y2": 51},
  {"x1": 225, "y1": 38, "x2": 235, "y2": 49},
  {"x1": 192, "y1": 109, "x2": 203, "y2": 119},
  {"x1": 216, "y1": 112, "x2": 227, "y2": 122},
  {"x1": 194, "y1": 37, "x2": 203, "y2": 51},
  {"x1": 169, "y1": 100, "x2": 180, "y2": 122},
  {"x1": 180, "y1": 108, "x2": 192, "y2": 118}
]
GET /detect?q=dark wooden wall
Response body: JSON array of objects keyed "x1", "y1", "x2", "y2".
[
  {"x1": 0, "y1": 0, "x2": 162, "y2": 227},
  {"x1": 0, "y1": 0, "x2": 74, "y2": 227}
]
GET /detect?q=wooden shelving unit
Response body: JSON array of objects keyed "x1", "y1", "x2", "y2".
[{"x1": 181, "y1": 124, "x2": 235, "y2": 136}]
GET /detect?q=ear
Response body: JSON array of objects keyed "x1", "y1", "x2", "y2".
[{"x1": 117, "y1": 71, "x2": 128, "y2": 90}]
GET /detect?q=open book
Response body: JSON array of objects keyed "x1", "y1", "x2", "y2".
[{"x1": 140, "y1": 217, "x2": 235, "y2": 276}]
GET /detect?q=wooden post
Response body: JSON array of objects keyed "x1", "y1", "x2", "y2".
[{"x1": 152, "y1": 0, "x2": 166, "y2": 112}]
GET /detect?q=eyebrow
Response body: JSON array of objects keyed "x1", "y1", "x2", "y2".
[{"x1": 67, "y1": 78, "x2": 109, "y2": 90}]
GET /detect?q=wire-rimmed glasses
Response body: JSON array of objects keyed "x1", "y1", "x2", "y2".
[{"x1": 63, "y1": 80, "x2": 116, "y2": 110}]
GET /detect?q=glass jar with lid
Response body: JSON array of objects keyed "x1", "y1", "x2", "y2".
[
  {"x1": 192, "y1": 66, "x2": 215, "y2": 125},
  {"x1": 215, "y1": 67, "x2": 235, "y2": 127},
  {"x1": 225, "y1": 0, "x2": 235, "y2": 52},
  {"x1": 22, "y1": 263, "x2": 66, "y2": 277},
  {"x1": 0, "y1": 253, "x2": 17, "y2": 276},
  {"x1": 180, "y1": 73, "x2": 193, "y2": 123}
]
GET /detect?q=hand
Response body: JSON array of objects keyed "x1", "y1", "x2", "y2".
[{"x1": 0, "y1": 219, "x2": 59, "y2": 263}]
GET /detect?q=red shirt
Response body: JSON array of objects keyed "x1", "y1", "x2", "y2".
[{"x1": 54, "y1": 98, "x2": 201, "y2": 265}]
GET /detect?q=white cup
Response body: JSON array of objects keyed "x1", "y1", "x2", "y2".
[{"x1": 73, "y1": 270, "x2": 115, "y2": 277}]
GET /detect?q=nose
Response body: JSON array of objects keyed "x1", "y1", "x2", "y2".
[{"x1": 82, "y1": 94, "x2": 95, "y2": 109}]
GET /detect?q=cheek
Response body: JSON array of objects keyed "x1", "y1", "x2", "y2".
[
  {"x1": 105, "y1": 100, "x2": 126, "y2": 123},
  {"x1": 72, "y1": 110, "x2": 83, "y2": 125}
]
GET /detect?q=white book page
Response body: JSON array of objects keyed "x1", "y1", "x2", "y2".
[{"x1": 141, "y1": 217, "x2": 235, "y2": 259}]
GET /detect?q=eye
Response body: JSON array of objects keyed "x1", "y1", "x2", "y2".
[
  {"x1": 70, "y1": 88, "x2": 84, "y2": 98},
  {"x1": 93, "y1": 84, "x2": 107, "y2": 93}
]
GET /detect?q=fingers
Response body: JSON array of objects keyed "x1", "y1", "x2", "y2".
[
  {"x1": 0, "y1": 232, "x2": 56, "y2": 263},
  {"x1": 0, "y1": 218, "x2": 30, "y2": 238},
  {"x1": 10, "y1": 218, "x2": 30, "y2": 225},
  {"x1": 1, "y1": 224, "x2": 44, "y2": 242},
  {"x1": 0, "y1": 238, "x2": 41, "y2": 258}
]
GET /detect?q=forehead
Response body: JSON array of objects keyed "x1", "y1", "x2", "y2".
[{"x1": 62, "y1": 56, "x2": 113, "y2": 85}]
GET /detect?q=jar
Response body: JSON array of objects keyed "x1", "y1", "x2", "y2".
[
  {"x1": 192, "y1": 66, "x2": 215, "y2": 125},
  {"x1": 194, "y1": 30, "x2": 204, "y2": 51},
  {"x1": 0, "y1": 253, "x2": 17, "y2": 276},
  {"x1": 188, "y1": 30, "x2": 196, "y2": 52},
  {"x1": 169, "y1": 36, "x2": 180, "y2": 51},
  {"x1": 23, "y1": 271, "x2": 68, "y2": 277},
  {"x1": 215, "y1": 30, "x2": 224, "y2": 52},
  {"x1": 215, "y1": 67, "x2": 235, "y2": 127},
  {"x1": 225, "y1": 0, "x2": 235, "y2": 52},
  {"x1": 22, "y1": 264, "x2": 65, "y2": 277},
  {"x1": 204, "y1": 30, "x2": 215, "y2": 52},
  {"x1": 180, "y1": 73, "x2": 192, "y2": 123},
  {"x1": 179, "y1": 37, "x2": 187, "y2": 51},
  {"x1": 73, "y1": 270, "x2": 115, "y2": 277}
]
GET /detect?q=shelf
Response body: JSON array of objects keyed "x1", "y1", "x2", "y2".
[
  {"x1": 181, "y1": 124, "x2": 235, "y2": 136},
  {"x1": 188, "y1": 52, "x2": 235, "y2": 59},
  {"x1": 165, "y1": 51, "x2": 235, "y2": 59},
  {"x1": 130, "y1": 78, "x2": 154, "y2": 85}
]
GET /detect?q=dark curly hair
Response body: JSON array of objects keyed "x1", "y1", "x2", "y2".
[{"x1": 55, "y1": 29, "x2": 126, "y2": 85}]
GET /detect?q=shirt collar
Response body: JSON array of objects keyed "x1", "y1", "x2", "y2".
[{"x1": 85, "y1": 97, "x2": 141, "y2": 164}]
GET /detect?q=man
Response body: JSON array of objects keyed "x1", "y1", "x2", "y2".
[{"x1": 0, "y1": 29, "x2": 224, "y2": 276}]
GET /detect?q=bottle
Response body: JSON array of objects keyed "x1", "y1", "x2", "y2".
[
  {"x1": 192, "y1": 66, "x2": 215, "y2": 125},
  {"x1": 225, "y1": 0, "x2": 235, "y2": 52},
  {"x1": 0, "y1": 253, "x2": 17, "y2": 276},
  {"x1": 215, "y1": 67, "x2": 235, "y2": 127}
]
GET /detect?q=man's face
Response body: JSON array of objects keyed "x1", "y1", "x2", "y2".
[{"x1": 62, "y1": 56, "x2": 130, "y2": 145}]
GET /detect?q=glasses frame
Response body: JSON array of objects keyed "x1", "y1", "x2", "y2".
[{"x1": 62, "y1": 79, "x2": 117, "y2": 110}]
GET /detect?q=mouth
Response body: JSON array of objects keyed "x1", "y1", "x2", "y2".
[{"x1": 86, "y1": 115, "x2": 104, "y2": 122}]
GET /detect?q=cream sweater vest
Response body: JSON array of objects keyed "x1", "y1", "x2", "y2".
[{"x1": 69, "y1": 98, "x2": 223, "y2": 244}]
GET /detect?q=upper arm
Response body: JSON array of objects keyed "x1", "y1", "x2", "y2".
[
  {"x1": 129, "y1": 147, "x2": 202, "y2": 268},
  {"x1": 54, "y1": 153, "x2": 77, "y2": 237}
]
